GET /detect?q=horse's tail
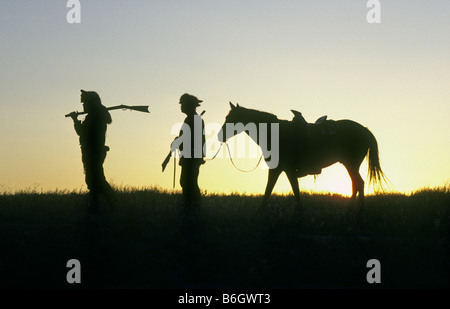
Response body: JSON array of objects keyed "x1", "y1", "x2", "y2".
[{"x1": 366, "y1": 128, "x2": 388, "y2": 191}]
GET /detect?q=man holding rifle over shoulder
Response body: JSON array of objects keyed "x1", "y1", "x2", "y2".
[
  {"x1": 162, "y1": 93, "x2": 206, "y2": 208},
  {"x1": 67, "y1": 90, "x2": 150, "y2": 211},
  {"x1": 68, "y1": 90, "x2": 115, "y2": 211}
]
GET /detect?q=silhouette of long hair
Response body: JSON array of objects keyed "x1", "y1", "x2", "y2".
[{"x1": 81, "y1": 90, "x2": 112, "y2": 124}]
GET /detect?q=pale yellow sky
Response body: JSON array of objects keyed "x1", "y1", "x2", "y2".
[{"x1": 0, "y1": 1, "x2": 449, "y2": 195}]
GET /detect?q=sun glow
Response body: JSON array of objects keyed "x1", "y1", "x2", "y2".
[{"x1": 0, "y1": 2, "x2": 449, "y2": 196}]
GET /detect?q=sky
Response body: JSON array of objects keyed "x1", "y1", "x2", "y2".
[{"x1": 0, "y1": 0, "x2": 449, "y2": 196}]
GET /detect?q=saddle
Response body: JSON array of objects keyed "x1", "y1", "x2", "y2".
[
  {"x1": 290, "y1": 110, "x2": 337, "y2": 177},
  {"x1": 291, "y1": 110, "x2": 335, "y2": 137}
]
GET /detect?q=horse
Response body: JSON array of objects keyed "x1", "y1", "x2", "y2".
[{"x1": 218, "y1": 102, "x2": 387, "y2": 209}]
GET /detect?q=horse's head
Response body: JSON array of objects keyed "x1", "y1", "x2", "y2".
[
  {"x1": 218, "y1": 102, "x2": 245, "y2": 143},
  {"x1": 218, "y1": 102, "x2": 281, "y2": 169}
]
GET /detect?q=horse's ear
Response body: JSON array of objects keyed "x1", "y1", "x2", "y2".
[
  {"x1": 291, "y1": 109, "x2": 302, "y2": 117},
  {"x1": 229, "y1": 102, "x2": 236, "y2": 110},
  {"x1": 236, "y1": 103, "x2": 240, "y2": 108}
]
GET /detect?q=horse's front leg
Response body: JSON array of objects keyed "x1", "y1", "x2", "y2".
[
  {"x1": 262, "y1": 168, "x2": 282, "y2": 207},
  {"x1": 285, "y1": 170, "x2": 303, "y2": 210}
]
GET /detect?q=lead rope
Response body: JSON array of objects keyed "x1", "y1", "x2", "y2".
[
  {"x1": 172, "y1": 141, "x2": 263, "y2": 188},
  {"x1": 173, "y1": 155, "x2": 176, "y2": 189},
  {"x1": 225, "y1": 142, "x2": 263, "y2": 173},
  {"x1": 205, "y1": 142, "x2": 263, "y2": 172},
  {"x1": 172, "y1": 143, "x2": 223, "y2": 189},
  {"x1": 204, "y1": 143, "x2": 224, "y2": 161}
]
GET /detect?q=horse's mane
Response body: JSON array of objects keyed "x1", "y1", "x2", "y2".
[{"x1": 239, "y1": 106, "x2": 279, "y2": 122}]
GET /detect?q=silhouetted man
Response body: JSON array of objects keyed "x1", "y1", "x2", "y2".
[
  {"x1": 69, "y1": 90, "x2": 115, "y2": 210},
  {"x1": 163, "y1": 93, "x2": 205, "y2": 207}
]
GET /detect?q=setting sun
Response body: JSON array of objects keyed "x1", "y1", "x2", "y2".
[{"x1": 0, "y1": 1, "x2": 448, "y2": 197}]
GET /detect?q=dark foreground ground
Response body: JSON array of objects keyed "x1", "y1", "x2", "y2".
[{"x1": 0, "y1": 188, "x2": 448, "y2": 290}]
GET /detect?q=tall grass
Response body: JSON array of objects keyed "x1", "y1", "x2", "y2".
[{"x1": 0, "y1": 186, "x2": 448, "y2": 289}]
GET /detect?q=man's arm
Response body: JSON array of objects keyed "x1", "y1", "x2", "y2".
[{"x1": 68, "y1": 112, "x2": 83, "y2": 136}]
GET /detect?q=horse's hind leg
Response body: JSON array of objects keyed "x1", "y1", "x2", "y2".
[
  {"x1": 286, "y1": 170, "x2": 302, "y2": 209},
  {"x1": 344, "y1": 164, "x2": 365, "y2": 208},
  {"x1": 262, "y1": 169, "x2": 281, "y2": 207},
  {"x1": 358, "y1": 176, "x2": 365, "y2": 206}
]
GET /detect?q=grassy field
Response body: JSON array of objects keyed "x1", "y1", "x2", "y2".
[{"x1": 0, "y1": 187, "x2": 448, "y2": 289}]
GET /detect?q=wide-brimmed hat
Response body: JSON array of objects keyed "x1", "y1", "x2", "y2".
[{"x1": 179, "y1": 93, "x2": 202, "y2": 107}]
